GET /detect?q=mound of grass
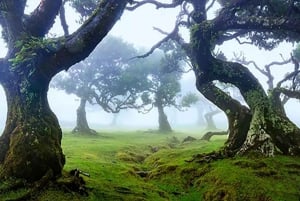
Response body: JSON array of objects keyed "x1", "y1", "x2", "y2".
[{"x1": 1, "y1": 130, "x2": 300, "y2": 201}]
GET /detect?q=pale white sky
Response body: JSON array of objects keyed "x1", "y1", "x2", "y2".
[{"x1": 0, "y1": 1, "x2": 299, "y2": 132}]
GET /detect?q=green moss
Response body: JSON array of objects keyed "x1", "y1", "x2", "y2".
[{"x1": 1, "y1": 130, "x2": 300, "y2": 200}]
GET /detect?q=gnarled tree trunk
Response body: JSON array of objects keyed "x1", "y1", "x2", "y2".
[
  {"x1": 0, "y1": 74, "x2": 65, "y2": 181},
  {"x1": 197, "y1": 82, "x2": 252, "y2": 151},
  {"x1": 185, "y1": 13, "x2": 300, "y2": 155},
  {"x1": 72, "y1": 98, "x2": 96, "y2": 134},
  {"x1": 157, "y1": 103, "x2": 172, "y2": 132},
  {"x1": 0, "y1": 0, "x2": 127, "y2": 183}
]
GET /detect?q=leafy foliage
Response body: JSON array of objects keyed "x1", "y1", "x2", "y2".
[
  {"x1": 181, "y1": 92, "x2": 200, "y2": 107},
  {"x1": 51, "y1": 36, "x2": 149, "y2": 113},
  {"x1": 139, "y1": 41, "x2": 196, "y2": 112}
]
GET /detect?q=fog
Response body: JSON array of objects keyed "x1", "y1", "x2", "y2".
[{"x1": 0, "y1": 1, "x2": 299, "y2": 134}]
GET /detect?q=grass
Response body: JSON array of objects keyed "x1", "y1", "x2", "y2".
[{"x1": 1, "y1": 129, "x2": 300, "y2": 201}]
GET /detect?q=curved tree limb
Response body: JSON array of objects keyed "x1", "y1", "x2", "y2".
[{"x1": 234, "y1": 53, "x2": 292, "y2": 90}]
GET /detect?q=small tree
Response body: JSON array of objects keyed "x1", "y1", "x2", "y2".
[
  {"x1": 138, "y1": 42, "x2": 197, "y2": 132},
  {"x1": 52, "y1": 36, "x2": 149, "y2": 134}
]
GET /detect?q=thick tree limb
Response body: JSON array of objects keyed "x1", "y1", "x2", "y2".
[
  {"x1": 235, "y1": 53, "x2": 292, "y2": 90},
  {"x1": 24, "y1": 0, "x2": 62, "y2": 37},
  {"x1": 214, "y1": 15, "x2": 300, "y2": 38}
]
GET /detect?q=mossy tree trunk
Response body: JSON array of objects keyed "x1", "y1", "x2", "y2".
[
  {"x1": 208, "y1": 59, "x2": 300, "y2": 155},
  {"x1": 187, "y1": 4, "x2": 300, "y2": 155},
  {"x1": 157, "y1": 103, "x2": 172, "y2": 133},
  {"x1": 72, "y1": 98, "x2": 96, "y2": 134},
  {"x1": 0, "y1": 73, "x2": 65, "y2": 181},
  {"x1": 197, "y1": 82, "x2": 252, "y2": 151},
  {"x1": 0, "y1": 0, "x2": 127, "y2": 182}
]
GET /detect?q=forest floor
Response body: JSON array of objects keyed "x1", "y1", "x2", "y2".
[{"x1": 1, "y1": 129, "x2": 300, "y2": 201}]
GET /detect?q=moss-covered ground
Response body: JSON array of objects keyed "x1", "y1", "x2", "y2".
[{"x1": 1, "y1": 130, "x2": 300, "y2": 201}]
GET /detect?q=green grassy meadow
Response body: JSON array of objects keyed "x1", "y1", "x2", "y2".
[{"x1": 1, "y1": 129, "x2": 300, "y2": 201}]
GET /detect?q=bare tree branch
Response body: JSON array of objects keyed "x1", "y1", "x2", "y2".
[
  {"x1": 126, "y1": 0, "x2": 183, "y2": 11},
  {"x1": 277, "y1": 70, "x2": 300, "y2": 88},
  {"x1": 129, "y1": 24, "x2": 180, "y2": 59},
  {"x1": 276, "y1": 54, "x2": 300, "y2": 88},
  {"x1": 206, "y1": 0, "x2": 217, "y2": 12},
  {"x1": 235, "y1": 38, "x2": 254, "y2": 45}
]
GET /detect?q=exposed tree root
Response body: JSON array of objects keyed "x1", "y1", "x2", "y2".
[
  {"x1": 56, "y1": 168, "x2": 90, "y2": 196},
  {"x1": 200, "y1": 131, "x2": 227, "y2": 141},
  {"x1": 185, "y1": 148, "x2": 236, "y2": 163},
  {"x1": 4, "y1": 169, "x2": 54, "y2": 201},
  {"x1": 1, "y1": 168, "x2": 90, "y2": 201}
]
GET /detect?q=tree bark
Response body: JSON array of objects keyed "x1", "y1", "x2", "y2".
[
  {"x1": 0, "y1": 75, "x2": 65, "y2": 181},
  {"x1": 185, "y1": 6, "x2": 300, "y2": 155},
  {"x1": 0, "y1": 0, "x2": 127, "y2": 183},
  {"x1": 210, "y1": 59, "x2": 300, "y2": 155},
  {"x1": 157, "y1": 103, "x2": 172, "y2": 132},
  {"x1": 197, "y1": 82, "x2": 252, "y2": 151},
  {"x1": 72, "y1": 98, "x2": 96, "y2": 134}
]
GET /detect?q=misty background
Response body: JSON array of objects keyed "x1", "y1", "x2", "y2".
[{"x1": 0, "y1": 1, "x2": 299, "y2": 133}]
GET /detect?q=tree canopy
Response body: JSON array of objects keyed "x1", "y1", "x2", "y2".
[{"x1": 51, "y1": 35, "x2": 150, "y2": 133}]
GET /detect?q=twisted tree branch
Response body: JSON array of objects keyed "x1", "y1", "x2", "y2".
[{"x1": 127, "y1": 0, "x2": 183, "y2": 11}]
